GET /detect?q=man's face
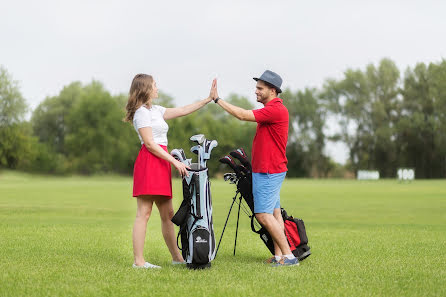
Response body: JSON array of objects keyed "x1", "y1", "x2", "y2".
[{"x1": 255, "y1": 80, "x2": 275, "y2": 103}]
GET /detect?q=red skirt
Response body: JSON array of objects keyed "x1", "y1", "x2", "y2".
[{"x1": 133, "y1": 145, "x2": 172, "y2": 199}]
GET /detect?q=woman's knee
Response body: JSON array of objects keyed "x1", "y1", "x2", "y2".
[
  {"x1": 156, "y1": 198, "x2": 174, "y2": 221},
  {"x1": 136, "y1": 196, "x2": 153, "y2": 221}
]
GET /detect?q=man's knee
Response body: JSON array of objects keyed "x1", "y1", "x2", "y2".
[{"x1": 255, "y1": 212, "x2": 272, "y2": 225}]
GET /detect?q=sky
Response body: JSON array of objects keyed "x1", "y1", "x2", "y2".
[{"x1": 1, "y1": 0, "x2": 445, "y2": 163}]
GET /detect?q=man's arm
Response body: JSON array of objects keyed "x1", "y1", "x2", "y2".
[{"x1": 216, "y1": 98, "x2": 256, "y2": 122}]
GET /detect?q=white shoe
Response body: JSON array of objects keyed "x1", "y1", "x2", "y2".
[
  {"x1": 133, "y1": 262, "x2": 161, "y2": 269},
  {"x1": 172, "y1": 260, "x2": 186, "y2": 265}
]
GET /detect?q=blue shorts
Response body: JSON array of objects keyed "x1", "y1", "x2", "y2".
[{"x1": 252, "y1": 172, "x2": 286, "y2": 214}]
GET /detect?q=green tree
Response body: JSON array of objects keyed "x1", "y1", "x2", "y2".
[
  {"x1": 399, "y1": 60, "x2": 446, "y2": 178},
  {"x1": 322, "y1": 58, "x2": 401, "y2": 177},
  {"x1": 32, "y1": 82, "x2": 83, "y2": 154},
  {"x1": 282, "y1": 88, "x2": 332, "y2": 177},
  {"x1": 0, "y1": 66, "x2": 36, "y2": 169},
  {"x1": 65, "y1": 81, "x2": 139, "y2": 174}
]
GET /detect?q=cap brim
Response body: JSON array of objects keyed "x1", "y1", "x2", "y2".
[{"x1": 253, "y1": 77, "x2": 282, "y2": 93}]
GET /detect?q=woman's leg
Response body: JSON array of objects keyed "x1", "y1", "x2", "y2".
[
  {"x1": 154, "y1": 196, "x2": 184, "y2": 262},
  {"x1": 133, "y1": 195, "x2": 154, "y2": 266}
]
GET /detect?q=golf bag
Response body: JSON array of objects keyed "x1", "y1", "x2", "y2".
[
  {"x1": 219, "y1": 148, "x2": 311, "y2": 261},
  {"x1": 171, "y1": 135, "x2": 217, "y2": 269}
]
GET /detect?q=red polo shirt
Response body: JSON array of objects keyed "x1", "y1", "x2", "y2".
[{"x1": 251, "y1": 98, "x2": 289, "y2": 173}]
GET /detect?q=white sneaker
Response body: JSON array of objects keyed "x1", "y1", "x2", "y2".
[
  {"x1": 172, "y1": 260, "x2": 186, "y2": 265},
  {"x1": 132, "y1": 262, "x2": 161, "y2": 269}
]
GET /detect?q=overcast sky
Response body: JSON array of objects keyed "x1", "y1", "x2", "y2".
[{"x1": 1, "y1": 0, "x2": 445, "y2": 163}]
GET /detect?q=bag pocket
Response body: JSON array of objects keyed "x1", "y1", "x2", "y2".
[{"x1": 191, "y1": 227, "x2": 210, "y2": 264}]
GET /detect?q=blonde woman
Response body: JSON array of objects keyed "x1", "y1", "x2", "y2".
[{"x1": 124, "y1": 74, "x2": 216, "y2": 268}]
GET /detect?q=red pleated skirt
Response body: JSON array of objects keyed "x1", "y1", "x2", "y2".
[{"x1": 133, "y1": 145, "x2": 172, "y2": 199}]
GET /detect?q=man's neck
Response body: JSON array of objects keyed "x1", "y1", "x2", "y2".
[{"x1": 262, "y1": 96, "x2": 277, "y2": 106}]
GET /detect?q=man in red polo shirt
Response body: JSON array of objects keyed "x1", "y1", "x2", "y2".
[{"x1": 213, "y1": 70, "x2": 298, "y2": 267}]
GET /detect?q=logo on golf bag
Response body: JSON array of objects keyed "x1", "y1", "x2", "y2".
[{"x1": 195, "y1": 236, "x2": 208, "y2": 243}]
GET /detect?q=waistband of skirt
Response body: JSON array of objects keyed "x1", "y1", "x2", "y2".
[{"x1": 141, "y1": 144, "x2": 167, "y2": 149}]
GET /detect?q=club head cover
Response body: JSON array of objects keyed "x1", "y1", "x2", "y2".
[
  {"x1": 202, "y1": 139, "x2": 218, "y2": 160},
  {"x1": 219, "y1": 155, "x2": 242, "y2": 176},
  {"x1": 237, "y1": 164, "x2": 250, "y2": 175},
  {"x1": 190, "y1": 134, "x2": 206, "y2": 145},
  {"x1": 190, "y1": 145, "x2": 200, "y2": 155},
  {"x1": 171, "y1": 149, "x2": 186, "y2": 162},
  {"x1": 229, "y1": 148, "x2": 252, "y2": 171}
]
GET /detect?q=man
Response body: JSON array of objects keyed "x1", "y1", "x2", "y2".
[{"x1": 213, "y1": 70, "x2": 298, "y2": 267}]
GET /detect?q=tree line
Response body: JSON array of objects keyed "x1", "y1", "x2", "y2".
[{"x1": 1, "y1": 58, "x2": 445, "y2": 178}]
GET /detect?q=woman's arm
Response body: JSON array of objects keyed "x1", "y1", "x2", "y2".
[
  {"x1": 163, "y1": 79, "x2": 216, "y2": 120},
  {"x1": 139, "y1": 127, "x2": 190, "y2": 176}
]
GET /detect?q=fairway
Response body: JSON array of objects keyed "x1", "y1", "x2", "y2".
[{"x1": 0, "y1": 171, "x2": 445, "y2": 297}]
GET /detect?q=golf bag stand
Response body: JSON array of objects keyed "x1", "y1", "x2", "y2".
[{"x1": 215, "y1": 190, "x2": 244, "y2": 257}]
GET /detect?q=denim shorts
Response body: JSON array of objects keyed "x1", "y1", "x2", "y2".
[{"x1": 252, "y1": 172, "x2": 286, "y2": 214}]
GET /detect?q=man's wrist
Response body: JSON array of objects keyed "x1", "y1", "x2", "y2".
[{"x1": 214, "y1": 97, "x2": 220, "y2": 103}]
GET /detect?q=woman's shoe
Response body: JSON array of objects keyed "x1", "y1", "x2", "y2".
[{"x1": 132, "y1": 262, "x2": 161, "y2": 269}]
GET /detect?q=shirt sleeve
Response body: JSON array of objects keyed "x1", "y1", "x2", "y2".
[
  {"x1": 154, "y1": 105, "x2": 166, "y2": 115},
  {"x1": 134, "y1": 108, "x2": 152, "y2": 129},
  {"x1": 252, "y1": 103, "x2": 282, "y2": 124}
]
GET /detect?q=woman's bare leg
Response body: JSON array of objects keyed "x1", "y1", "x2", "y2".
[
  {"x1": 133, "y1": 196, "x2": 154, "y2": 266},
  {"x1": 155, "y1": 196, "x2": 184, "y2": 262}
]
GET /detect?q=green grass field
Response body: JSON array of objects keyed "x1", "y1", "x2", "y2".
[{"x1": 0, "y1": 171, "x2": 445, "y2": 297}]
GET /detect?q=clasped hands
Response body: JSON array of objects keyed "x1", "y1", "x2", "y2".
[{"x1": 207, "y1": 79, "x2": 219, "y2": 103}]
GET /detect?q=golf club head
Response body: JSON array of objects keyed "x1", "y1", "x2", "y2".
[
  {"x1": 202, "y1": 139, "x2": 218, "y2": 160},
  {"x1": 223, "y1": 172, "x2": 238, "y2": 184},
  {"x1": 190, "y1": 145, "x2": 200, "y2": 155},
  {"x1": 219, "y1": 155, "x2": 242, "y2": 176},
  {"x1": 171, "y1": 148, "x2": 188, "y2": 165},
  {"x1": 229, "y1": 148, "x2": 252, "y2": 171},
  {"x1": 190, "y1": 134, "x2": 206, "y2": 145},
  {"x1": 190, "y1": 145, "x2": 205, "y2": 169}
]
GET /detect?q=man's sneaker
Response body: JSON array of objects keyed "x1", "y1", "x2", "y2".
[
  {"x1": 132, "y1": 262, "x2": 161, "y2": 269},
  {"x1": 271, "y1": 257, "x2": 299, "y2": 267},
  {"x1": 172, "y1": 260, "x2": 186, "y2": 265},
  {"x1": 264, "y1": 256, "x2": 278, "y2": 264}
]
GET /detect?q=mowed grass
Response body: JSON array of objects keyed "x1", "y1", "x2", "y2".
[{"x1": 0, "y1": 171, "x2": 445, "y2": 297}]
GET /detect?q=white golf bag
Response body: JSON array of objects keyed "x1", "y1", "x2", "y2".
[{"x1": 171, "y1": 135, "x2": 217, "y2": 269}]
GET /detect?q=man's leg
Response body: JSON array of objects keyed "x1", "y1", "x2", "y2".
[
  {"x1": 255, "y1": 212, "x2": 291, "y2": 255},
  {"x1": 272, "y1": 207, "x2": 285, "y2": 256}
]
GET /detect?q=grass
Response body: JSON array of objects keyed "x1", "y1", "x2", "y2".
[{"x1": 0, "y1": 170, "x2": 445, "y2": 297}]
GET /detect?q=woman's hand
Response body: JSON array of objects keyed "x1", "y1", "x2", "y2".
[{"x1": 173, "y1": 159, "x2": 190, "y2": 177}]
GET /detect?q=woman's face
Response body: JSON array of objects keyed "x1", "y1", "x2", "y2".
[{"x1": 151, "y1": 80, "x2": 158, "y2": 99}]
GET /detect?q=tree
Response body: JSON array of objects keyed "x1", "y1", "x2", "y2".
[
  {"x1": 399, "y1": 60, "x2": 446, "y2": 178},
  {"x1": 0, "y1": 66, "x2": 35, "y2": 169},
  {"x1": 32, "y1": 82, "x2": 83, "y2": 154},
  {"x1": 64, "y1": 81, "x2": 139, "y2": 174},
  {"x1": 282, "y1": 88, "x2": 331, "y2": 177},
  {"x1": 0, "y1": 66, "x2": 27, "y2": 126},
  {"x1": 322, "y1": 58, "x2": 401, "y2": 177}
]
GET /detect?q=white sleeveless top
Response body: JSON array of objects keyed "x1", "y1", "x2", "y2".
[{"x1": 133, "y1": 105, "x2": 168, "y2": 145}]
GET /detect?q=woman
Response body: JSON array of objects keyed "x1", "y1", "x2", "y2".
[{"x1": 124, "y1": 74, "x2": 216, "y2": 268}]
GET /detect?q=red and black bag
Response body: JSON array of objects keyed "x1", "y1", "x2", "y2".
[
  {"x1": 281, "y1": 209, "x2": 311, "y2": 261},
  {"x1": 252, "y1": 208, "x2": 311, "y2": 261}
]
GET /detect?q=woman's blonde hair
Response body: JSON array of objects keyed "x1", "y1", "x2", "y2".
[{"x1": 124, "y1": 74, "x2": 154, "y2": 122}]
